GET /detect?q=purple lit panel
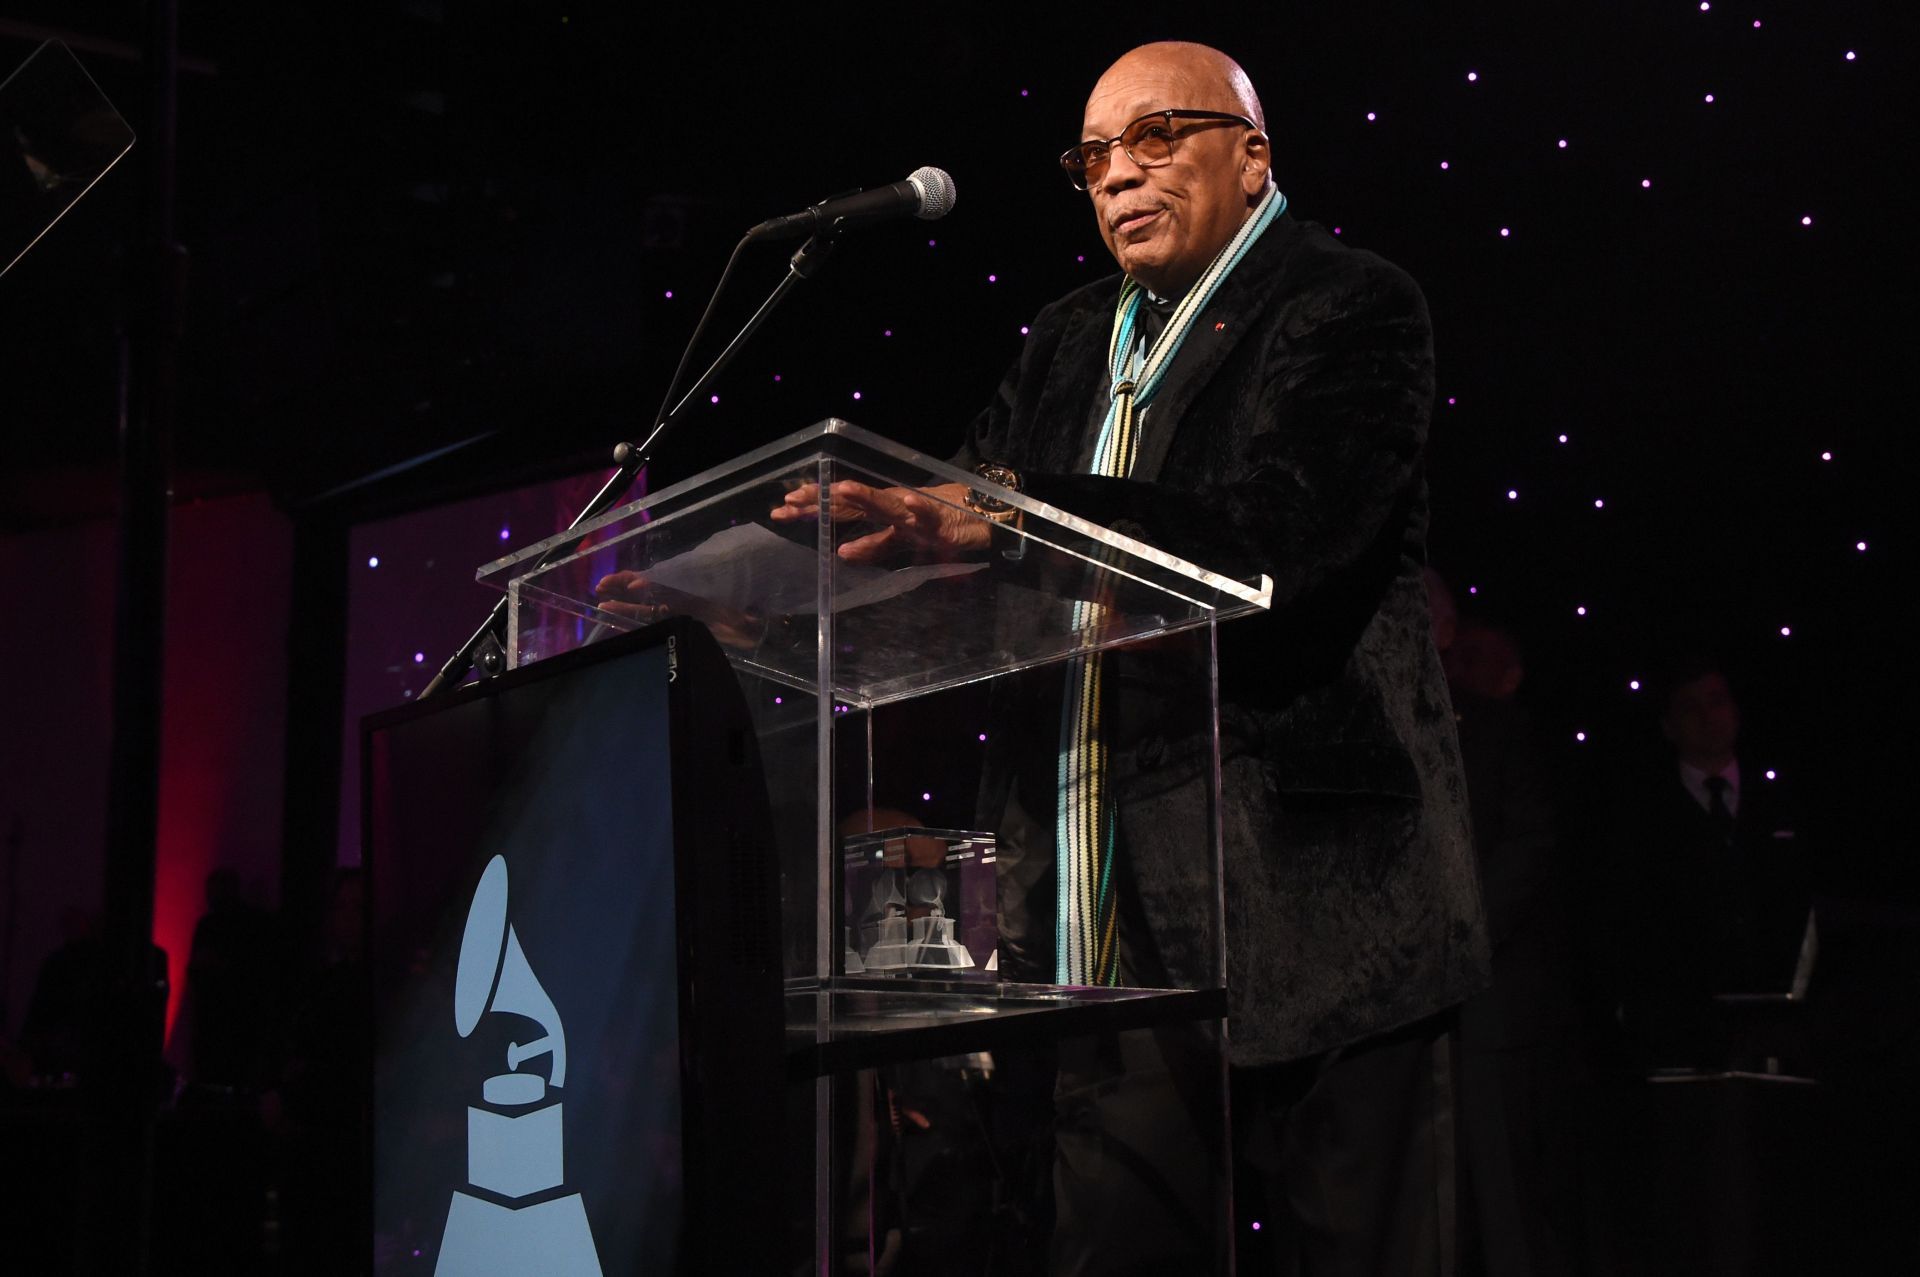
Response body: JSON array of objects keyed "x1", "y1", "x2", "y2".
[{"x1": 337, "y1": 467, "x2": 621, "y2": 868}]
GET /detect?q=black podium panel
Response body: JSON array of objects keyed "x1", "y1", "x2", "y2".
[{"x1": 367, "y1": 622, "x2": 781, "y2": 1275}]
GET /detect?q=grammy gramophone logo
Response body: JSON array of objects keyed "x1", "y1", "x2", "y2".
[{"x1": 435, "y1": 855, "x2": 604, "y2": 1276}]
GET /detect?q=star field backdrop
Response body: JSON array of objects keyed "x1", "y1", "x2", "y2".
[{"x1": 2, "y1": 3, "x2": 1913, "y2": 894}]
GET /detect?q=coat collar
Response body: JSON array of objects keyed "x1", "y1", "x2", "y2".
[{"x1": 1032, "y1": 210, "x2": 1308, "y2": 481}]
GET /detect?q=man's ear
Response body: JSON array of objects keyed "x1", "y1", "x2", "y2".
[{"x1": 1241, "y1": 132, "x2": 1273, "y2": 196}]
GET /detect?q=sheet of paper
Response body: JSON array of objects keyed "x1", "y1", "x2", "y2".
[{"x1": 638, "y1": 522, "x2": 985, "y2": 615}]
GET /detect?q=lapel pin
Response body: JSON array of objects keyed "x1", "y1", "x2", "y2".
[{"x1": 1214, "y1": 321, "x2": 1227, "y2": 331}]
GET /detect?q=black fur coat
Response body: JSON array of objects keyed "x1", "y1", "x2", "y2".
[{"x1": 958, "y1": 210, "x2": 1489, "y2": 1065}]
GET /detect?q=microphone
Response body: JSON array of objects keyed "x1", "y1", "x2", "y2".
[{"x1": 747, "y1": 166, "x2": 956, "y2": 242}]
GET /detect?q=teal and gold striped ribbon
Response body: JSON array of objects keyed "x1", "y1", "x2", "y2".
[{"x1": 1055, "y1": 185, "x2": 1285, "y2": 986}]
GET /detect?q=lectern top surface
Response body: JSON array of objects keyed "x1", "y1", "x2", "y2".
[{"x1": 479, "y1": 420, "x2": 1272, "y2": 704}]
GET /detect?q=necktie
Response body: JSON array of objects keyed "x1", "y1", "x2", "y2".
[{"x1": 1703, "y1": 775, "x2": 1735, "y2": 843}]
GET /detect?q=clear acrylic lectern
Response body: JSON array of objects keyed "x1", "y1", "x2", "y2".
[{"x1": 478, "y1": 420, "x2": 1272, "y2": 1271}]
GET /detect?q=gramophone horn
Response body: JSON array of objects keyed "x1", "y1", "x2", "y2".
[
  {"x1": 451, "y1": 855, "x2": 568, "y2": 1087},
  {"x1": 454, "y1": 857, "x2": 510, "y2": 1038}
]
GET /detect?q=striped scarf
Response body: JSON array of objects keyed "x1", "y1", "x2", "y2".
[{"x1": 1054, "y1": 185, "x2": 1285, "y2": 986}]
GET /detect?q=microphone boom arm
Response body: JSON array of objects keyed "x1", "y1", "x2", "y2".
[{"x1": 418, "y1": 231, "x2": 841, "y2": 700}]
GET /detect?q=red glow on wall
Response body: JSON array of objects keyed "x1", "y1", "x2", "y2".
[
  {"x1": 150, "y1": 496, "x2": 293, "y2": 1045},
  {"x1": 153, "y1": 767, "x2": 222, "y2": 1041}
]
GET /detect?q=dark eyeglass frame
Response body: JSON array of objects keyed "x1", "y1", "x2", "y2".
[{"x1": 1059, "y1": 108, "x2": 1260, "y2": 191}]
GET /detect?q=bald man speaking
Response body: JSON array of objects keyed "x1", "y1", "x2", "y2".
[{"x1": 780, "y1": 42, "x2": 1487, "y2": 1274}]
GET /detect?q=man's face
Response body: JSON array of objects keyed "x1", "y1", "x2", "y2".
[
  {"x1": 1663, "y1": 671, "x2": 1741, "y2": 764},
  {"x1": 1080, "y1": 60, "x2": 1266, "y2": 296}
]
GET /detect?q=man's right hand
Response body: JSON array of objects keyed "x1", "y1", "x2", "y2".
[{"x1": 770, "y1": 479, "x2": 988, "y2": 563}]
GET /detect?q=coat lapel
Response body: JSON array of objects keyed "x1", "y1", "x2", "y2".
[
  {"x1": 1022, "y1": 211, "x2": 1308, "y2": 481},
  {"x1": 1133, "y1": 212, "x2": 1304, "y2": 482},
  {"x1": 1025, "y1": 298, "x2": 1110, "y2": 472}
]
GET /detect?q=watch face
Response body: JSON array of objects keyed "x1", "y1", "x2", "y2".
[{"x1": 969, "y1": 462, "x2": 1019, "y2": 519}]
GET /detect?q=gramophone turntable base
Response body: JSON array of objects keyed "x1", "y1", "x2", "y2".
[{"x1": 435, "y1": 1190, "x2": 602, "y2": 1277}]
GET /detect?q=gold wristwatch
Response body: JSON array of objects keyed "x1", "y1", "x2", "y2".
[{"x1": 964, "y1": 462, "x2": 1022, "y2": 524}]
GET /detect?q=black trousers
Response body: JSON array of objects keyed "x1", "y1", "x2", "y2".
[
  {"x1": 1048, "y1": 1013, "x2": 1459, "y2": 1277},
  {"x1": 1232, "y1": 1013, "x2": 1459, "y2": 1277},
  {"x1": 1050, "y1": 1024, "x2": 1234, "y2": 1276}
]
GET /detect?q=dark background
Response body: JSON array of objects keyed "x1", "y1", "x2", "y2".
[
  {"x1": 2, "y1": 1, "x2": 1913, "y2": 988},
  {"x1": 6, "y1": 6, "x2": 1911, "y2": 876},
  {"x1": 2, "y1": 4, "x2": 1916, "y2": 1271}
]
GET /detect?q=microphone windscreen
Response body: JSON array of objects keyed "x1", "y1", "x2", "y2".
[{"x1": 907, "y1": 166, "x2": 957, "y2": 221}]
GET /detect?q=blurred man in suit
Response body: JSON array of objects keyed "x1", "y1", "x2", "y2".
[{"x1": 1601, "y1": 661, "x2": 1811, "y2": 1069}]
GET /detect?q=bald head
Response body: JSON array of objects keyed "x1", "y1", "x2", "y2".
[
  {"x1": 1079, "y1": 42, "x2": 1273, "y2": 295},
  {"x1": 1089, "y1": 42, "x2": 1265, "y2": 131}
]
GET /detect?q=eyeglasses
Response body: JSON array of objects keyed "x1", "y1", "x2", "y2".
[{"x1": 1059, "y1": 109, "x2": 1259, "y2": 192}]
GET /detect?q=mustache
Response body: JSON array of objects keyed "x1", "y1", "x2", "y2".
[{"x1": 1106, "y1": 202, "x2": 1167, "y2": 231}]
